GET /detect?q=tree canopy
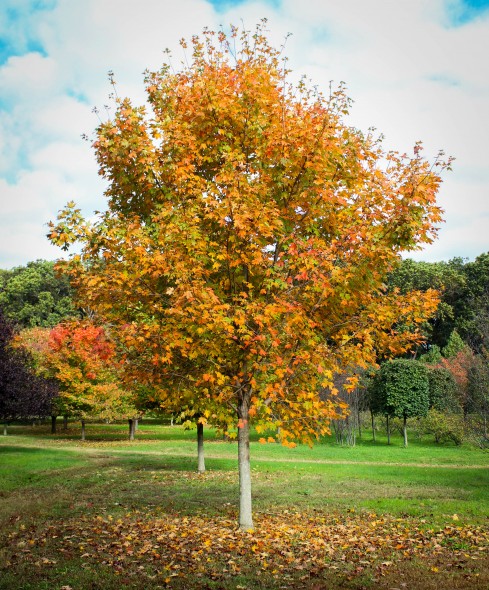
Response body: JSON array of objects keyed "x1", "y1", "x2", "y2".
[
  {"x1": 0, "y1": 310, "x2": 57, "y2": 424},
  {"x1": 426, "y1": 365, "x2": 460, "y2": 413},
  {"x1": 0, "y1": 260, "x2": 77, "y2": 328},
  {"x1": 48, "y1": 23, "x2": 448, "y2": 529},
  {"x1": 16, "y1": 321, "x2": 135, "y2": 425},
  {"x1": 389, "y1": 254, "x2": 489, "y2": 352},
  {"x1": 369, "y1": 359, "x2": 430, "y2": 446}
]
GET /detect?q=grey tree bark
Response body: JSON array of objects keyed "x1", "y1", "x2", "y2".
[
  {"x1": 237, "y1": 389, "x2": 253, "y2": 531},
  {"x1": 81, "y1": 420, "x2": 86, "y2": 441},
  {"x1": 403, "y1": 415, "x2": 408, "y2": 447},
  {"x1": 128, "y1": 419, "x2": 135, "y2": 441},
  {"x1": 197, "y1": 421, "x2": 205, "y2": 474}
]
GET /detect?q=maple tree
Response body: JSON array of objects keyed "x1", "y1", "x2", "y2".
[
  {"x1": 48, "y1": 23, "x2": 448, "y2": 529},
  {"x1": 13, "y1": 325, "x2": 60, "y2": 432},
  {"x1": 17, "y1": 321, "x2": 136, "y2": 439}
]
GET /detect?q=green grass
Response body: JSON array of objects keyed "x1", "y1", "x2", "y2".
[
  {"x1": 2, "y1": 421, "x2": 487, "y2": 522},
  {"x1": 0, "y1": 422, "x2": 488, "y2": 589},
  {"x1": 0, "y1": 445, "x2": 87, "y2": 491}
]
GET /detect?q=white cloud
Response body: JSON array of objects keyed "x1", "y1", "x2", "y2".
[
  {"x1": 0, "y1": 220, "x2": 64, "y2": 268},
  {"x1": 0, "y1": 169, "x2": 82, "y2": 216},
  {"x1": 0, "y1": 52, "x2": 61, "y2": 100},
  {"x1": 411, "y1": 213, "x2": 489, "y2": 262},
  {"x1": 0, "y1": 165, "x2": 105, "y2": 267},
  {"x1": 34, "y1": 96, "x2": 94, "y2": 140},
  {"x1": 30, "y1": 141, "x2": 98, "y2": 180},
  {"x1": 37, "y1": 0, "x2": 219, "y2": 104},
  {"x1": 0, "y1": 172, "x2": 64, "y2": 267}
]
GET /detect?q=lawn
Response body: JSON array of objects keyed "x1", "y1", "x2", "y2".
[{"x1": 0, "y1": 421, "x2": 488, "y2": 589}]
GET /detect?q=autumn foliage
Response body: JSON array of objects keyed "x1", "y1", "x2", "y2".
[
  {"x1": 17, "y1": 321, "x2": 135, "y2": 424},
  {"x1": 435, "y1": 350, "x2": 474, "y2": 413},
  {"x1": 49, "y1": 23, "x2": 447, "y2": 528}
]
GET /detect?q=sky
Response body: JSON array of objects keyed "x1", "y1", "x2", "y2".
[{"x1": 0, "y1": 0, "x2": 488, "y2": 269}]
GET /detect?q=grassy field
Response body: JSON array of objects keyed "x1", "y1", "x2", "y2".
[{"x1": 0, "y1": 420, "x2": 488, "y2": 589}]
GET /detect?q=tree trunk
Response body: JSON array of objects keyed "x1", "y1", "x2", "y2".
[
  {"x1": 81, "y1": 420, "x2": 86, "y2": 441},
  {"x1": 403, "y1": 415, "x2": 408, "y2": 447},
  {"x1": 237, "y1": 392, "x2": 253, "y2": 531},
  {"x1": 371, "y1": 411, "x2": 376, "y2": 442},
  {"x1": 51, "y1": 415, "x2": 57, "y2": 434},
  {"x1": 128, "y1": 419, "x2": 135, "y2": 441},
  {"x1": 197, "y1": 421, "x2": 205, "y2": 474},
  {"x1": 134, "y1": 418, "x2": 139, "y2": 431},
  {"x1": 386, "y1": 415, "x2": 391, "y2": 445},
  {"x1": 63, "y1": 415, "x2": 68, "y2": 430},
  {"x1": 357, "y1": 407, "x2": 362, "y2": 439},
  {"x1": 3, "y1": 422, "x2": 7, "y2": 436}
]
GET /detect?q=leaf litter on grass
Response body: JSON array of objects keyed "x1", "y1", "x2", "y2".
[{"x1": 3, "y1": 509, "x2": 488, "y2": 588}]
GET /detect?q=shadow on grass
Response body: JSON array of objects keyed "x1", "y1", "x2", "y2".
[
  {"x1": 0, "y1": 445, "x2": 88, "y2": 495},
  {"x1": 0, "y1": 445, "x2": 50, "y2": 455},
  {"x1": 0, "y1": 444, "x2": 84, "y2": 461}
]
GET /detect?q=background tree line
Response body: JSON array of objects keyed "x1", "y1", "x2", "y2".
[
  {"x1": 0, "y1": 260, "x2": 141, "y2": 437},
  {"x1": 1, "y1": 253, "x2": 488, "y2": 449},
  {"x1": 325, "y1": 253, "x2": 489, "y2": 448}
]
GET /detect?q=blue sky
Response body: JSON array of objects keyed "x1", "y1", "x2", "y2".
[
  {"x1": 0, "y1": 0, "x2": 488, "y2": 268},
  {"x1": 452, "y1": 0, "x2": 489, "y2": 22}
]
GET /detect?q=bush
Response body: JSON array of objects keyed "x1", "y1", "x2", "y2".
[
  {"x1": 422, "y1": 409, "x2": 465, "y2": 445},
  {"x1": 464, "y1": 414, "x2": 489, "y2": 449}
]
